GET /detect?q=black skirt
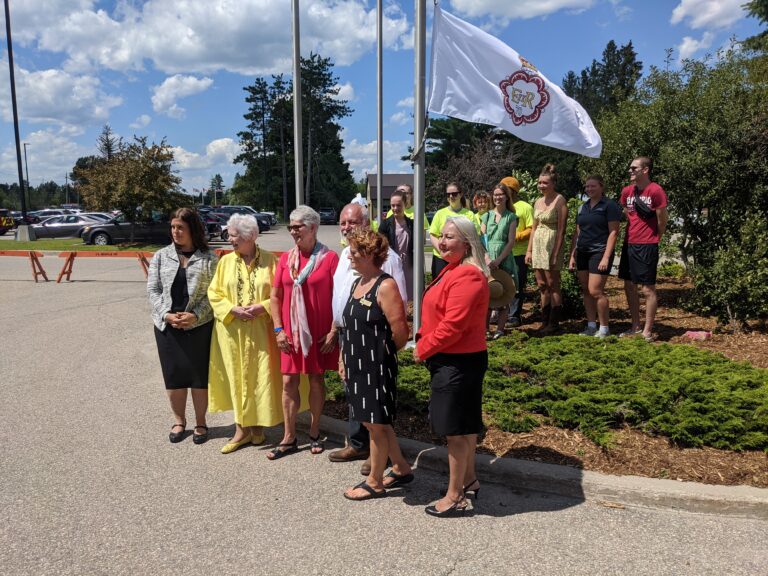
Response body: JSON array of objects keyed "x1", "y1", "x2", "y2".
[
  {"x1": 426, "y1": 350, "x2": 487, "y2": 437},
  {"x1": 154, "y1": 322, "x2": 212, "y2": 390}
]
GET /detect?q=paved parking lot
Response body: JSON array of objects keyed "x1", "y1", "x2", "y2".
[{"x1": 0, "y1": 239, "x2": 766, "y2": 575}]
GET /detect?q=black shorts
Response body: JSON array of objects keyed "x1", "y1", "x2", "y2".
[
  {"x1": 618, "y1": 243, "x2": 659, "y2": 285},
  {"x1": 576, "y1": 249, "x2": 613, "y2": 276},
  {"x1": 426, "y1": 351, "x2": 487, "y2": 437}
]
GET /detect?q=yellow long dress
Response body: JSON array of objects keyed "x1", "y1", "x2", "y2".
[{"x1": 207, "y1": 249, "x2": 308, "y2": 426}]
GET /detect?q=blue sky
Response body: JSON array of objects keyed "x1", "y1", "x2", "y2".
[{"x1": 0, "y1": 0, "x2": 760, "y2": 197}]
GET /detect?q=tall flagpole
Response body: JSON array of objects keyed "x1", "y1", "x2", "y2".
[
  {"x1": 376, "y1": 0, "x2": 383, "y2": 226},
  {"x1": 4, "y1": 0, "x2": 27, "y2": 219},
  {"x1": 412, "y1": 0, "x2": 426, "y2": 333},
  {"x1": 292, "y1": 0, "x2": 304, "y2": 207}
]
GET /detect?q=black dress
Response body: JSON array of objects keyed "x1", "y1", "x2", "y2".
[
  {"x1": 154, "y1": 257, "x2": 212, "y2": 390},
  {"x1": 341, "y1": 274, "x2": 398, "y2": 424}
]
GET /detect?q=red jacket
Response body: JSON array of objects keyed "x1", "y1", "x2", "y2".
[{"x1": 416, "y1": 263, "x2": 489, "y2": 359}]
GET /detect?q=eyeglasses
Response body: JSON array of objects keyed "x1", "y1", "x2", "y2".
[
  {"x1": 287, "y1": 224, "x2": 305, "y2": 232},
  {"x1": 446, "y1": 192, "x2": 460, "y2": 198},
  {"x1": 628, "y1": 166, "x2": 642, "y2": 172}
]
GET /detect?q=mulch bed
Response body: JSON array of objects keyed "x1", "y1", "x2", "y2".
[{"x1": 325, "y1": 276, "x2": 768, "y2": 488}]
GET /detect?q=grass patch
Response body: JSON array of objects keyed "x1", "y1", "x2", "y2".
[
  {"x1": 326, "y1": 332, "x2": 768, "y2": 451},
  {"x1": 6, "y1": 238, "x2": 165, "y2": 252}
]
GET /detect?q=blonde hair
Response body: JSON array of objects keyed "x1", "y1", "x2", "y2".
[{"x1": 444, "y1": 216, "x2": 489, "y2": 277}]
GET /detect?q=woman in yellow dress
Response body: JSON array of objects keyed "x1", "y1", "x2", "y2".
[{"x1": 207, "y1": 213, "x2": 287, "y2": 454}]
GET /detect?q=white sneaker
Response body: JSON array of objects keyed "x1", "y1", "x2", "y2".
[
  {"x1": 579, "y1": 326, "x2": 598, "y2": 336},
  {"x1": 595, "y1": 330, "x2": 610, "y2": 339}
]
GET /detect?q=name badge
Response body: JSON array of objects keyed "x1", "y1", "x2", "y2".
[{"x1": 359, "y1": 297, "x2": 372, "y2": 307}]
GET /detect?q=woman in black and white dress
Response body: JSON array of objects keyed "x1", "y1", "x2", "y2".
[{"x1": 341, "y1": 229, "x2": 412, "y2": 501}]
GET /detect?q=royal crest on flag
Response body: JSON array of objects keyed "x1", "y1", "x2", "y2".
[{"x1": 428, "y1": 5, "x2": 602, "y2": 158}]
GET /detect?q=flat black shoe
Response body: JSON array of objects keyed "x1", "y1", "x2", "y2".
[
  {"x1": 425, "y1": 499, "x2": 468, "y2": 517},
  {"x1": 192, "y1": 425, "x2": 209, "y2": 445},
  {"x1": 169, "y1": 422, "x2": 186, "y2": 443}
]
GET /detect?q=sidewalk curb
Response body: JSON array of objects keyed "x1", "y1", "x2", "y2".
[{"x1": 308, "y1": 414, "x2": 768, "y2": 520}]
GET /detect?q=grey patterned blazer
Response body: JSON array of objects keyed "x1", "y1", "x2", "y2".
[{"x1": 147, "y1": 244, "x2": 218, "y2": 331}]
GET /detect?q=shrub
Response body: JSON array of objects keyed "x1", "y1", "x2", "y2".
[{"x1": 329, "y1": 331, "x2": 768, "y2": 451}]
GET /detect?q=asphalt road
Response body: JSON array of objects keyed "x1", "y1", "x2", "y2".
[{"x1": 0, "y1": 246, "x2": 766, "y2": 575}]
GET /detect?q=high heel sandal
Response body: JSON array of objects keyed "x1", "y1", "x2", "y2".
[
  {"x1": 463, "y1": 479, "x2": 481, "y2": 500},
  {"x1": 425, "y1": 498, "x2": 468, "y2": 517}
]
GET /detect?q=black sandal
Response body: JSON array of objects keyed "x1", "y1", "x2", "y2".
[
  {"x1": 383, "y1": 469, "x2": 415, "y2": 488},
  {"x1": 192, "y1": 425, "x2": 209, "y2": 445},
  {"x1": 309, "y1": 434, "x2": 325, "y2": 455},
  {"x1": 169, "y1": 421, "x2": 186, "y2": 443},
  {"x1": 266, "y1": 438, "x2": 299, "y2": 460},
  {"x1": 343, "y1": 481, "x2": 387, "y2": 501}
]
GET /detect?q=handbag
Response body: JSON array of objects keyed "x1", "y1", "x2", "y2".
[{"x1": 632, "y1": 186, "x2": 655, "y2": 220}]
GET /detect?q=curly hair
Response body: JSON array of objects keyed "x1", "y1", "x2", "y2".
[{"x1": 346, "y1": 228, "x2": 390, "y2": 268}]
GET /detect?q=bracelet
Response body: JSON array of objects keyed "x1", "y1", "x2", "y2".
[{"x1": 274, "y1": 326, "x2": 284, "y2": 334}]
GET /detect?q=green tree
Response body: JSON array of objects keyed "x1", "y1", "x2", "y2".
[
  {"x1": 208, "y1": 173, "x2": 225, "y2": 205},
  {"x1": 742, "y1": 0, "x2": 768, "y2": 52},
  {"x1": 236, "y1": 54, "x2": 356, "y2": 213},
  {"x1": 74, "y1": 137, "x2": 185, "y2": 239},
  {"x1": 97, "y1": 124, "x2": 122, "y2": 160}
]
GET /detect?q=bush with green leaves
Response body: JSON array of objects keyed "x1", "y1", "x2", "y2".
[{"x1": 328, "y1": 332, "x2": 768, "y2": 451}]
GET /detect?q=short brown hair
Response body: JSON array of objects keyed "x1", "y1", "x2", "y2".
[{"x1": 346, "y1": 228, "x2": 390, "y2": 268}]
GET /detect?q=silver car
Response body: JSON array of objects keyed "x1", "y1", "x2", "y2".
[{"x1": 30, "y1": 214, "x2": 101, "y2": 239}]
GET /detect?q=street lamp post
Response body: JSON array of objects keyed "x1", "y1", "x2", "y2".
[{"x1": 23, "y1": 142, "x2": 29, "y2": 205}]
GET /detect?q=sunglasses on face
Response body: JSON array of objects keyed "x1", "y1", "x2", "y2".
[
  {"x1": 287, "y1": 224, "x2": 305, "y2": 232},
  {"x1": 446, "y1": 192, "x2": 460, "y2": 198}
]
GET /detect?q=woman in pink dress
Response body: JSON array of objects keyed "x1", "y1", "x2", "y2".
[{"x1": 269, "y1": 205, "x2": 339, "y2": 459}]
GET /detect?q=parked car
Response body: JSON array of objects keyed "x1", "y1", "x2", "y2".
[
  {"x1": 318, "y1": 207, "x2": 336, "y2": 224},
  {"x1": 78, "y1": 212, "x2": 114, "y2": 222},
  {"x1": 81, "y1": 213, "x2": 171, "y2": 245},
  {"x1": 10, "y1": 211, "x2": 40, "y2": 226},
  {"x1": 260, "y1": 211, "x2": 278, "y2": 226},
  {"x1": 31, "y1": 214, "x2": 102, "y2": 239},
  {"x1": 212, "y1": 206, "x2": 270, "y2": 232},
  {"x1": 30, "y1": 208, "x2": 76, "y2": 219}
]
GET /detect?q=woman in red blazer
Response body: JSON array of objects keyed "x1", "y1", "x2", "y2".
[{"x1": 414, "y1": 216, "x2": 490, "y2": 517}]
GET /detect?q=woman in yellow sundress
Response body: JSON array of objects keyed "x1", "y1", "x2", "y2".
[
  {"x1": 525, "y1": 164, "x2": 568, "y2": 334},
  {"x1": 207, "y1": 213, "x2": 303, "y2": 454}
]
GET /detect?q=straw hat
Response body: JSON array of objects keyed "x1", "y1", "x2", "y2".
[{"x1": 488, "y1": 268, "x2": 516, "y2": 309}]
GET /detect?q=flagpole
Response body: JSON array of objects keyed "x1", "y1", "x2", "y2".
[
  {"x1": 412, "y1": 0, "x2": 426, "y2": 334},
  {"x1": 376, "y1": 0, "x2": 383, "y2": 227},
  {"x1": 291, "y1": 0, "x2": 304, "y2": 207}
]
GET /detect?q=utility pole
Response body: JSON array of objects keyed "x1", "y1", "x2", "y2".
[
  {"x1": 23, "y1": 142, "x2": 30, "y2": 205},
  {"x1": 4, "y1": 0, "x2": 27, "y2": 218},
  {"x1": 65, "y1": 173, "x2": 69, "y2": 204},
  {"x1": 291, "y1": 0, "x2": 304, "y2": 208}
]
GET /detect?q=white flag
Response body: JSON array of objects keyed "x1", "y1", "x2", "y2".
[{"x1": 428, "y1": 5, "x2": 602, "y2": 158}]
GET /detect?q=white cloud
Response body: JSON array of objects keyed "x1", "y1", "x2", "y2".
[
  {"x1": 333, "y1": 82, "x2": 356, "y2": 101},
  {"x1": 677, "y1": 32, "x2": 715, "y2": 60},
  {"x1": 172, "y1": 138, "x2": 240, "y2": 171},
  {"x1": 608, "y1": 0, "x2": 633, "y2": 21},
  {"x1": 342, "y1": 130, "x2": 411, "y2": 180},
  {"x1": 129, "y1": 114, "x2": 152, "y2": 130},
  {"x1": 0, "y1": 62, "x2": 121, "y2": 129},
  {"x1": 670, "y1": 0, "x2": 747, "y2": 30},
  {"x1": 0, "y1": 129, "x2": 92, "y2": 185},
  {"x1": 151, "y1": 75, "x2": 213, "y2": 119},
  {"x1": 397, "y1": 96, "x2": 414, "y2": 108},
  {"x1": 15, "y1": 0, "x2": 412, "y2": 76},
  {"x1": 389, "y1": 111, "x2": 410, "y2": 126},
  {"x1": 449, "y1": 0, "x2": 595, "y2": 22}
]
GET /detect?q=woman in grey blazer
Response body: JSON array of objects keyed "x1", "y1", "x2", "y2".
[{"x1": 147, "y1": 207, "x2": 218, "y2": 444}]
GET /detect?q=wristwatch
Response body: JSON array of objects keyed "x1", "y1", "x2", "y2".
[{"x1": 274, "y1": 326, "x2": 284, "y2": 334}]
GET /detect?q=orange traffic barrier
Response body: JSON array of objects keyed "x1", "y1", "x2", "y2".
[
  {"x1": 0, "y1": 250, "x2": 48, "y2": 282},
  {"x1": 57, "y1": 251, "x2": 154, "y2": 283}
]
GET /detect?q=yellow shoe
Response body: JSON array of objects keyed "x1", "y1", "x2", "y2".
[
  {"x1": 220, "y1": 433, "x2": 253, "y2": 454},
  {"x1": 251, "y1": 433, "x2": 266, "y2": 446}
]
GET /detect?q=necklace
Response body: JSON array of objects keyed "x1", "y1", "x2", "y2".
[{"x1": 236, "y1": 247, "x2": 261, "y2": 306}]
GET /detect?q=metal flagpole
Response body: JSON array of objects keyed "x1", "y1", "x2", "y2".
[
  {"x1": 376, "y1": 0, "x2": 383, "y2": 227},
  {"x1": 292, "y1": 0, "x2": 304, "y2": 207},
  {"x1": 412, "y1": 0, "x2": 427, "y2": 334}
]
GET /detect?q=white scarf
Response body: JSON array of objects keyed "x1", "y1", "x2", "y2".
[{"x1": 288, "y1": 242, "x2": 329, "y2": 356}]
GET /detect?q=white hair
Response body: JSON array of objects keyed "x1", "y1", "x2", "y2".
[
  {"x1": 342, "y1": 202, "x2": 369, "y2": 223},
  {"x1": 290, "y1": 205, "x2": 320, "y2": 227},
  {"x1": 445, "y1": 216, "x2": 490, "y2": 277},
  {"x1": 227, "y1": 213, "x2": 260, "y2": 239}
]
